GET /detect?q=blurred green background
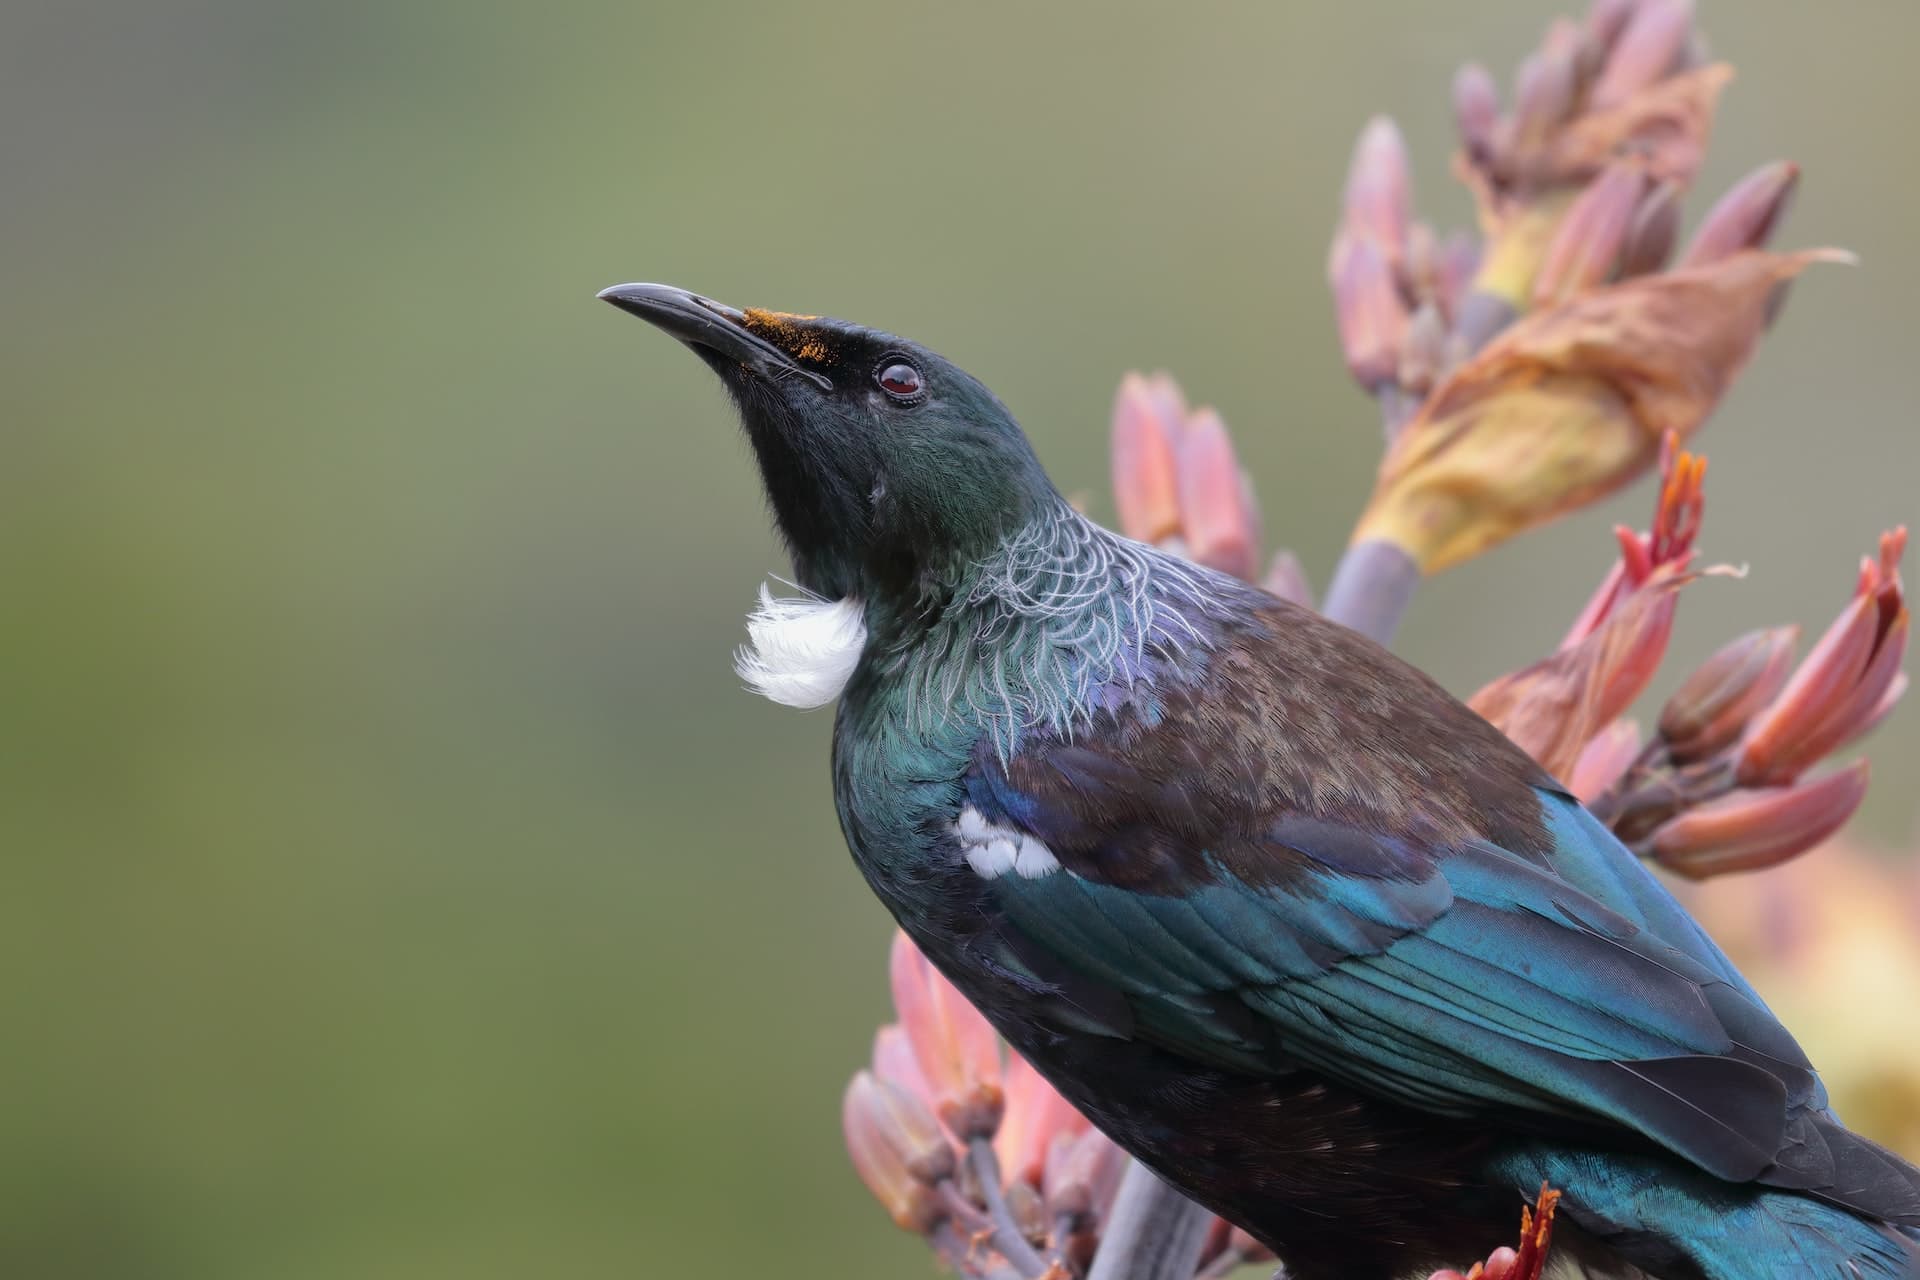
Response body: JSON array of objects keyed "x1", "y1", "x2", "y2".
[{"x1": 5, "y1": 2, "x2": 1918, "y2": 1276}]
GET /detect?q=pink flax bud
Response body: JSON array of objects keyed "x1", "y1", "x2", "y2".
[
  {"x1": 889, "y1": 930, "x2": 1005, "y2": 1138},
  {"x1": 1454, "y1": 63, "x2": 1501, "y2": 161},
  {"x1": 1176, "y1": 408, "x2": 1261, "y2": 581},
  {"x1": 1111, "y1": 372, "x2": 1185, "y2": 543},
  {"x1": 1472, "y1": 445, "x2": 1704, "y2": 779},
  {"x1": 1561, "y1": 440, "x2": 1704, "y2": 647},
  {"x1": 995, "y1": 1051, "x2": 1090, "y2": 1191},
  {"x1": 1657, "y1": 626, "x2": 1799, "y2": 761},
  {"x1": 1681, "y1": 162, "x2": 1801, "y2": 267},
  {"x1": 1260, "y1": 549, "x2": 1314, "y2": 608},
  {"x1": 1584, "y1": 0, "x2": 1639, "y2": 55},
  {"x1": 1738, "y1": 529, "x2": 1908, "y2": 785},
  {"x1": 1618, "y1": 180, "x2": 1682, "y2": 277},
  {"x1": 1330, "y1": 236, "x2": 1410, "y2": 390},
  {"x1": 1229, "y1": 1226, "x2": 1275, "y2": 1265},
  {"x1": 1567, "y1": 718, "x2": 1641, "y2": 805},
  {"x1": 873, "y1": 1023, "x2": 934, "y2": 1100},
  {"x1": 1513, "y1": 47, "x2": 1580, "y2": 148},
  {"x1": 1651, "y1": 760, "x2": 1871, "y2": 879},
  {"x1": 843, "y1": 1070, "x2": 955, "y2": 1233},
  {"x1": 1533, "y1": 162, "x2": 1651, "y2": 306},
  {"x1": 1588, "y1": 0, "x2": 1693, "y2": 111},
  {"x1": 1340, "y1": 116, "x2": 1413, "y2": 268},
  {"x1": 1043, "y1": 1126, "x2": 1129, "y2": 1229}
]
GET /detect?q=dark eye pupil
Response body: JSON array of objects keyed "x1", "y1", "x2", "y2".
[{"x1": 878, "y1": 363, "x2": 922, "y2": 397}]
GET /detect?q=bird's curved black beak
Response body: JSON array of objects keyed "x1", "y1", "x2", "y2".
[{"x1": 597, "y1": 282, "x2": 833, "y2": 390}]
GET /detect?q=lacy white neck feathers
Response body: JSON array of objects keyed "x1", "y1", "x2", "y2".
[{"x1": 736, "y1": 585, "x2": 868, "y2": 708}]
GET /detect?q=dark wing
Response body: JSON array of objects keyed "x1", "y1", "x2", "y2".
[{"x1": 963, "y1": 601, "x2": 1920, "y2": 1218}]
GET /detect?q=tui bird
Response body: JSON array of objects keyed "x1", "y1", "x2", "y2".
[{"x1": 600, "y1": 283, "x2": 1920, "y2": 1280}]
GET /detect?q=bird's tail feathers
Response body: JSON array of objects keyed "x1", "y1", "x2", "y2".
[{"x1": 1500, "y1": 1146, "x2": 1920, "y2": 1279}]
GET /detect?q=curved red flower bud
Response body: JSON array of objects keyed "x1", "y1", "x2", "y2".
[
  {"x1": 1737, "y1": 528, "x2": 1908, "y2": 785},
  {"x1": 995, "y1": 1050, "x2": 1090, "y2": 1190},
  {"x1": 1651, "y1": 761, "x2": 1871, "y2": 879},
  {"x1": 843, "y1": 1070, "x2": 954, "y2": 1233},
  {"x1": 1429, "y1": 1185, "x2": 1559, "y2": 1280},
  {"x1": 1658, "y1": 626, "x2": 1799, "y2": 761},
  {"x1": 889, "y1": 930, "x2": 1005, "y2": 1138},
  {"x1": 1562, "y1": 440, "x2": 1704, "y2": 647},
  {"x1": 1111, "y1": 372, "x2": 1185, "y2": 543}
]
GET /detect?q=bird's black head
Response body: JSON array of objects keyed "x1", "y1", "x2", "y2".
[{"x1": 599, "y1": 283, "x2": 1056, "y2": 607}]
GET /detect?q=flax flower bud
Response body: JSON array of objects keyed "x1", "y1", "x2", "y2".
[
  {"x1": 1260, "y1": 550, "x2": 1314, "y2": 607},
  {"x1": 1567, "y1": 718, "x2": 1641, "y2": 805},
  {"x1": 844, "y1": 1070, "x2": 954, "y2": 1233},
  {"x1": 1650, "y1": 761, "x2": 1871, "y2": 879},
  {"x1": 994, "y1": 1051, "x2": 1090, "y2": 1191},
  {"x1": 1584, "y1": 0, "x2": 1638, "y2": 56},
  {"x1": 889, "y1": 930, "x2": 1005, "y2": 1138},
  {"x1": 1176, "y1": 408, "x2": 1261, "y2": 581},
  {"x1": 873, "y1": 1023, "x2": 934, "y2": 1100},
  {"x1": 1618, "y1": 180, "x2": 1682, "y2": 278},
  {"x1": 1532, "y1": 161, "x2": 1649, "y2": 307},
  {"x1": 1110, "y1": 372, "x2": 1185, "y2": 543},
  {"x1": 1042, "y1": 1126, "x2": 1128, "y2": 1227},
  {"x1": 1453, "y1": 63, "x2": 1500, "y2": 161},
  {"x1": 1657, "y1": 626, "x2": 1799, "y2": 761},
  {"x1": 1338, "y1": 116, "x2": 1413, "y2": 269},
  {"x1": 1429, "y1": 1185, "x2": 1560, "y2": 1280},
  {"x1": 1351, "y1": 250, "x2": 1840, "y2": 574},
  {"x1": 1737, "y1": 529, "x2": 1908, "y2": 785},
  {"x1": 1588, "y1": 0, "x2": 1694, "y2": 110},
  {"x1": 1471, "y1": 445, "x2": 1704, "y2": 779},
  {"x1": 1681, "y1": 161, "x2": 1800, "y2": 267},
  {"x1": 1544, "y1": 61, "x2": 1729, "y2": 191},
  {"x1": 1331, "y1": 235, "x2": 1410, "y2": 391}
]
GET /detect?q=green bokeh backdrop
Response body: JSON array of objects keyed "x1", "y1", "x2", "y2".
[{"x1": 4, "y1": 2, "x2": 1918, "y2": 1275}]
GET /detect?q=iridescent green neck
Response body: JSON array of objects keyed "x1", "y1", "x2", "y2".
[{"x1": 866, "y1": 502, "x2": 1228, "y2": 757}]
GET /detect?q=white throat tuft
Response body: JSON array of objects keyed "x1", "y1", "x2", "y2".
[{"x1": 735, "y1": 585, "x2": 867, "y2": 709}]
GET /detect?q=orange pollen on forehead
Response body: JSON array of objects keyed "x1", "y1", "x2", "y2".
[{"x1": 741, "y1": 308, "x2": 836, "y2": 363}]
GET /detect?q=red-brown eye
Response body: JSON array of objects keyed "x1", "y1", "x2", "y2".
[{"x1": 876, "y1": 361, "x2": 923, "y2": 400}]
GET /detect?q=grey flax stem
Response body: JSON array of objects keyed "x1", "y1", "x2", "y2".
[
  {"x1": 1321, "y1": 537, "x2": 1421, "y2": 646},
  {"x1": 967, "y1": 1138, "x2": 1053, "y2": 1279},
  {"x1": 1085, "y1": 1161, "x2": 1215, "y2": 1280}
]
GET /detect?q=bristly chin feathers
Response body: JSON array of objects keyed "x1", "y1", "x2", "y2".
[{"x1": 735, "y1": 585, "x2": 868, "y2": 708}]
